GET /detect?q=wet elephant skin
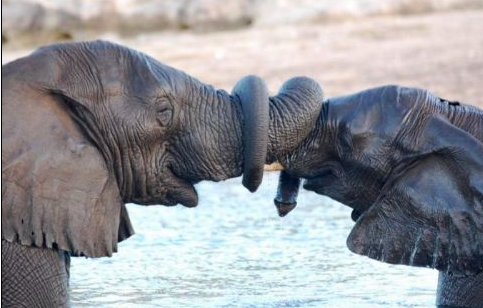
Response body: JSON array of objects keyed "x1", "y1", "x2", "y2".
[{"x1": 274, "y1": 85, "x2": 483, "y2": 307}]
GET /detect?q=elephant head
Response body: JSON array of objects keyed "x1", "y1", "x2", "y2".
[
  {"x1": 2, "y1": 40, "x2": 322, "y2": 258},
  {"x1": 273, "y1": 85, "x2": 483, "y2": 275}
]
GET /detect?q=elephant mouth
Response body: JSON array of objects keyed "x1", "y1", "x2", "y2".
[
  {"x1": 163, "y1": 166, "x2": 199, "y2": 208},
  {"x1": 132, "y1": 166, "x2": 199, "y2": 208}
]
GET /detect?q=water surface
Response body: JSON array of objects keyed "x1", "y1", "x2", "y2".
[{"x1": 71, "y1": 173, "x2": 437, "y2": 307}]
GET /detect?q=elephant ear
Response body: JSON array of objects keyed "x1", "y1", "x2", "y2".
[
  {"x1": 2, "y1": 88, "x2": 134, "y2": 257},
  {"x1": 347, "y1": 114, "x2": 483, "y2": 274}
]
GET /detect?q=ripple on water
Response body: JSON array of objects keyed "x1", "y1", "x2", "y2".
[{"x1": 70, "y1": 173, "x2": 437, "y2": 307}]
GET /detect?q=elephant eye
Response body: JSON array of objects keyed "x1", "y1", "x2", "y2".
[
  {"x1": 154, "y1": 94, "x2": 174, "y2": 127},
  {"x1": 156, "y1": 107, "x2": 173, "y2": 127}
]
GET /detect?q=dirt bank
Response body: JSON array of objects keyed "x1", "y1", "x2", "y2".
[{"x1": 3, "y1": 9, "x2": 482, "y2": 107}]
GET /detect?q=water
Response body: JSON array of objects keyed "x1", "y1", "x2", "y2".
[{"x1": 70, "y1": 173, "x2": 437, "y2": 307}]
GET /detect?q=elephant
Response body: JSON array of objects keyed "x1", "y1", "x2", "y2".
[
  {"x1": 272, "y1": 85, "x2": 483, "y2": 307},
  {"x1": 1, "y1": 40, "x2": 324, "y2": 307}
]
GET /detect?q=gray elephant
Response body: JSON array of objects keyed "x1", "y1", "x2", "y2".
[
  {"x1": 273, "y1": 85, "x2": 483, "y2": 307},
  {"x1": 1, "y1": 40, "x2": 323, "y2": 307}
]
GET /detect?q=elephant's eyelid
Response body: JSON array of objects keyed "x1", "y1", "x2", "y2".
[
  {"x1": 153, "y1": 97, "x2": 172, "y2": 110},
  {"x1": 156, "y1": 105, "x2": 170, "y2": 113},
  {"x1": 155, "y1": 98, "x2": 173, "y2": 127}
]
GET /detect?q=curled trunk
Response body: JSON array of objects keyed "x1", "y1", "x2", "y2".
[
  {"x1": 266, "y1": 77, "x2": 324, "y2": 216},
  {"x1": 231, "y1": 75, "x2": 323, "y2": 193},
  {"x1": 267, "y1": 77, "x2": 324, "y2": 163},
  {"x1": 232, "y1": 75, "x2": 270, "y2": 192}
]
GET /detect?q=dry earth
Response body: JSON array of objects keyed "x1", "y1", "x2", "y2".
[{"x1": 3, "y1": 9, "x2": 483, "y2": 108}]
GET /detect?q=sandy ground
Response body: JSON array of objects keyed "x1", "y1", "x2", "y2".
[{"x1": 3, "y1": 9, "x2": 483, "y2": 108}]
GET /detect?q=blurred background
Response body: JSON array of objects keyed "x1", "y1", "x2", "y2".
[
  {"x1": 2, "y1": 1, "x2": 483, "y2": 307},
  {"x1": 3, "y1": 0, "x2": 483, "y2": 106}
]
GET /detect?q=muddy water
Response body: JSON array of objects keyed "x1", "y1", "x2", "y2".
[{"x1": 70, "y1": 172, "x2": 437, "y2": 307}]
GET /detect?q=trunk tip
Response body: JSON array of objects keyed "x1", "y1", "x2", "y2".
[
  {"x1": 274, "y1": 199, "x2": 297, "y2": 217},
  {"x1": 242, "y1": 170, "x2": 263, "y2": 192}
]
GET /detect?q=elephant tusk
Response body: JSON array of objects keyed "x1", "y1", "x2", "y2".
[{"x1": 264, "y1": 162, "x2": 284, "y2": 171}]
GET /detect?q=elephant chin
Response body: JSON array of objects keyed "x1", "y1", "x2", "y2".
[{"x1": 165, "y1": 182, "x2": 199, "y2": 208}]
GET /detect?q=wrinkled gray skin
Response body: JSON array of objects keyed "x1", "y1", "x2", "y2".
[
  {"x1": 1, "y1": 40, "x2": 323, "y2": 307},
  {"x1": 275, "y1": 85, "x2": 483, "y2": 307}
]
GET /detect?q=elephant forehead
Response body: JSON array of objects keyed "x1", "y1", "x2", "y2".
[
  {"x1": 330, "y1": 85, "x2": 413, "y2": 137},
  {"x1": 54, "y1": 40, "x2": 182, "y2": 99}
]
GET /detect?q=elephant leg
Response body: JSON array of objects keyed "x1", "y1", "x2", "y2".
[
  {"x1": 1, "y1": 239, "x2": 70, "y2": 308},
  {"x1": 437, "y1": 271, "x2": 483, "y2": 308}
]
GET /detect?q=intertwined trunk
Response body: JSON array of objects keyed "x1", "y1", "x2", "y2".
[{"x1": 171, "y1": 75, "x2": 324, "y2": 194}]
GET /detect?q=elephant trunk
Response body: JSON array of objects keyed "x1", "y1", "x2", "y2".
[
  {"x1": 274, "y1": 170, "x2": 301, "y2": 217},
  {"x1": 154, "y1": 75, "x2": 322, "y2": 209},
  {"x1": 232, "y1": 76, "x2": 270, "y2": 192},
  {"x1": 267, "y1": 77, "x2": 323, "y2": 216},
  {"x1": 266, "y1": 77, "x2": 324, "y2": 163},
  {"x1": 234, "y1": 76, "x2": 323, "y2": 217},
  {"x1": 232, "y1": 76, "x2": 323, "y2": 194}
]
